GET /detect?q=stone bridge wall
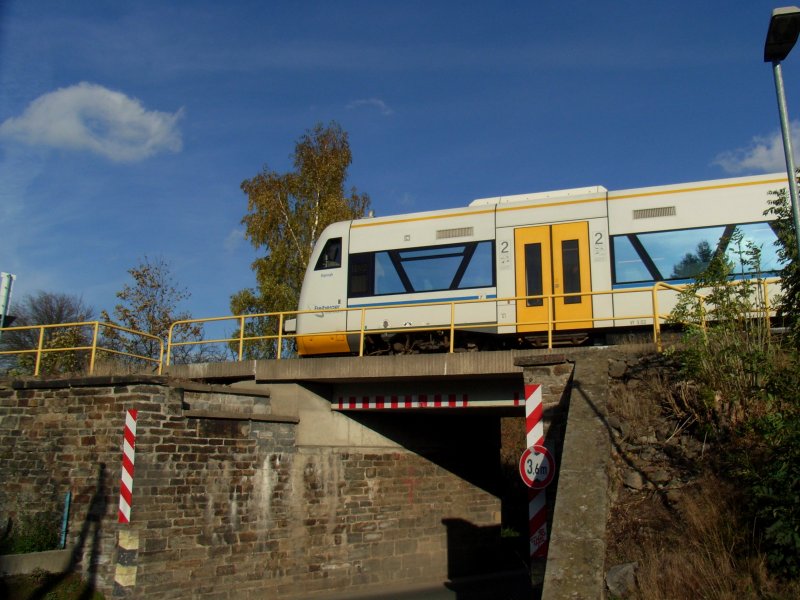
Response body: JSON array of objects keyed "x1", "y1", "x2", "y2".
[{"x1": 0, "y1": 376, "x2": 511, "y2": 599}]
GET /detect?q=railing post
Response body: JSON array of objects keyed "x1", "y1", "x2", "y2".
[
  {"x1": 547, "y1": 295, "x2": 553, "y2": 349},
  {"x1": 763, "y1": 279, "x2": 772, "y2": 342},
  {"x1": 166, "y1": 323, "x2": 175, "y2": 367},
  {"x1": 699, "y1": 297, "x2": 708, "y2": 341},
  {"x1": 89, "y1": 322, "x2": 100, "y2": 375},
  {"x1": 652, "y1": 285, "x2": 662, "y2": 352},
  {"x1": 277, "y1": 314, "x2": 284, "y2": 360},
  {"x1": 156, "y1": 338, "x2": 164, "y2": 375},
  {"x1": 359, "y1": 309, "x2": 366, "y2": 357},
  {"x1": 34, "y1": 326, "x2": 45, "y2": 376},
  {"x1": 449, "y1": 303, "x2": 456, "y2": 353},
  {"x1": 238, "y1": 316, "x2": 245, "y2": 361}
]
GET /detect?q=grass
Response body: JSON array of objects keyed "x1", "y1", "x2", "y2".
[
  {"x1": 605, "y1": 352, "x2": 800, "y2": 599},
  {"x1": 0, "y1": 570, "x2": 104, "y2": 600},
  {"x1": 634, "y1": 481, "x2": 774, "y2": 600}
]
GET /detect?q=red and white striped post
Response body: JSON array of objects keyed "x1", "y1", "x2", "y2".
[
  {"x1": 525, "y1": 384, "x2": 549, "y2": 559},
  {"x1": 118, "y1": 409, "x2": 138, "y2": 524}
]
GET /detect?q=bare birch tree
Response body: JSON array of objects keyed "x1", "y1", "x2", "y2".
[
  {"x1": 0, "y1": 291, "x2": 93, "y2": 375},
  {"x1": 101, "y1": 256, "x2": 207, "y2": 366}
]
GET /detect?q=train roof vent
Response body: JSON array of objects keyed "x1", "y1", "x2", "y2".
[
  {"x1": 633, "y1": 206, "x2": 676, "y2": 219},
  {"x1": 436, "y1": 226, "x2": 474, "y2": 239}
]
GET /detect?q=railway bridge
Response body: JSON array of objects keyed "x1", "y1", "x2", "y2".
[
  {"x1": 1, "y1": 346, "x2": 626, "y2": 599},
  {"x1": 166, "y1": 347, "x2": 616, "y2": 599}
]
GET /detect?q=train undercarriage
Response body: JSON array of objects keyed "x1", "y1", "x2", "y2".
[{"x1": 360, "y1": 328, "x2": 594, "y2": 356}]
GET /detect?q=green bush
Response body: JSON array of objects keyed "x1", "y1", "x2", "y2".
[
  {"x1": 766, "y1": 187, "x2": 800, "y2": 349},
  {"x1": 668, "y1": 221, "x2": 800, "y2": 577},
  {"x1": 668, "y1": 232, "x2": 774, "y2": 428},
  {"x1": 0, "y1": 511, "x2": 60, "y2": 555},
  {"x1": 733, "y1": 401, "x2": 800, "y2": 577}
]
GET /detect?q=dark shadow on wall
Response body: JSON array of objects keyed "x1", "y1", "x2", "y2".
[
  {"x1": 344, "y1": 381, "x2": 572, "y2": 600},
  {"x1": 25, "y1": 463, "x2": 109, "y2": 600},
  {"x1": 571, "y1": 376, "x2": 681, "y2": 514},
  {"x1": 345, "y1": 410, "x2": 505, "y2": 495},
  {"x1": 499, "y1": 390, "x2": 571, "y2": 512},
  {"x1": 496, "y1": 377, "x2": 573, "y2": 600},
  {"x1": 442, "y1": 519, "x2": 534, "y2": 600},
  {"x1": 0, "y1": 519, "x2": 10, "y2": 600}
]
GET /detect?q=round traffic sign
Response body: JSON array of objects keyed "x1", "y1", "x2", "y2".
[{"x1": 519, "y1": 444, "x2": 554, "y2": 489}]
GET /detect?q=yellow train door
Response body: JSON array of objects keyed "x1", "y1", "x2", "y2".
[{"x1": 514, "y1": 222, "x2": 592, "y2": 332}]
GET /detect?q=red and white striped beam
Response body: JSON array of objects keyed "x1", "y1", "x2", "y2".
[
  {"x1": 118, "y1": 409, "x2": 138, "y2": 524},
  {"x1": 335, "y1": 392, "x2": 522, "y2": 411},
  {"x1": 525, "y1": 384, "x2": 548, "y2": 559}
]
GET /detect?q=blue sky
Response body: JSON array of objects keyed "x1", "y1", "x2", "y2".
[{"x1": 1, "y1": 0, "x2": 798, "y2": 322}]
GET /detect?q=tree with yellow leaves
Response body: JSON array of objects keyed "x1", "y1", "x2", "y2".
[{"x1": 231, "y1": 122, "x2": 370, "y2": 357}]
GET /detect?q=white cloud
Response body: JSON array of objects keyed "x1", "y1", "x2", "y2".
[
  {"x1": 346, "y1": 97, "x2": 394, "y2": 116},
  {"x1": 0, "y1": 82, "x2": 183, "y2": 162},
  {"x1": 713, "y1": 123, "x2": 800, "y2": 174},
  {"x1": 398, "y1": 192, "x2": 415, "y2": 208},
  {"x1": 224, "y1": 227, "x2": 245, "y2": 253}
]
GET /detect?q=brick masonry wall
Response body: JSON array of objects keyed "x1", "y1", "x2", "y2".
[
  {"x1": 0, "y1": 377, "x2": 503, "y2": 599},
  {"x1": 0, "y1": 378, "x2": 165, "y2": 589}
]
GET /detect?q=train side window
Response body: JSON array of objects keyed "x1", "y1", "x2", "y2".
[
  {"x1": 561, "y1": 239, "x2": 582, "y2": 304},
  {"x1": 724, "y1": 223, "x2": 784, "y2": 274},
  {"x1": 375, "y1": 252, "x2": 406, "y2": 295},
  {"x1": 396, "y1": 242, "x2": 493, "y2": 292},
  {"x1": 350, "y1": 241, "x2": 495, "y2": 297},
  {"x1": 611, "y1": 236, "x2": 654, "y2": 284},
  {"x1": 459, "y1": 241, "x2": 495, "y2": 288},
  {"x1": 315, "y1": 238, "x2": 342, "y2": 270},
  {"x1": 524, "y1": 243, "x2": 544, "y2": 307},
  {"x1": 348, "y1": 253, "x2": 373, "y2": 297},
  {"x1": 611, "y1": 222, "x2": 782, "y2": 286},
  {"x1": 401, "y1": 247, "x2": 463, "y2": 292},
  {"x1": 637, "y1": 226, "x2": 725, "y2": 279}
]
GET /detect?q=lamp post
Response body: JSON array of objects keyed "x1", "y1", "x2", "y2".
[{"x1": 765, "y1": 6, "x2": 800, "y2": 260}]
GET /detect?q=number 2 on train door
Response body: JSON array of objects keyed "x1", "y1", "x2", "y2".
[{"x1": 514, "y1": 222, "x2": 592, "y2": 332}]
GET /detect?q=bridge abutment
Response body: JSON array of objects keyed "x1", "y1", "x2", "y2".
[{"x1": 1, "y1": 347, "x2": 629, "y2": 598}]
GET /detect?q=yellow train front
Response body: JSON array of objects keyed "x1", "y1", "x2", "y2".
[{"x1": 285, "y1": 172, "x2": 787, "y2": 356}]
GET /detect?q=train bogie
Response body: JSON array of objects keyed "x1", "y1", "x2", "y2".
[{"x1": 289, "y1": 172, "x2": 789, "y2": 356}]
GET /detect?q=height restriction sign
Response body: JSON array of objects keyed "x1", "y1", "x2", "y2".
[{"x1": 519, "y1": 444, "x2": 554, "y2": 489}]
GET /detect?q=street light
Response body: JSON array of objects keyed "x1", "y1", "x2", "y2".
[{"x1": 765, "y1": 6, "x2": 800, "y2": 261}]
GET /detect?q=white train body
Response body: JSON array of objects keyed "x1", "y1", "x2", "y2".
[{"x1": 289, "y1": 173, "x2": 788, "y2": 356}]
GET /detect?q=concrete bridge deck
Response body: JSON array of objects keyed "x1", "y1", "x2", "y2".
[{"x1": 164, "y1": 347, "x2": 615, "y2": 384}]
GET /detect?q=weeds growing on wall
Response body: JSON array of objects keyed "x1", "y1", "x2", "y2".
[
  {"x1": 1, "y1": 571, "x2": 106, "y2": 600},
  {"x1": 668, "y1": 210, "x2": 800, "y2": 578},
  {"x1": 634, "y1": 480, "x2": 773, "y2": 600},
  {"x1": 668, "y1": 230, "x2": 775, "y2": 429},
  {"x1": 0, "y1": 511, "x2": 60, "y2": 555},
  {"x1": 766, "y1": 187, "x2": 800, "y2": 348}
]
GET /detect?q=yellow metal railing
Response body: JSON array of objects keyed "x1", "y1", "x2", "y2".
[
  {"x1": 0, "y1": 321, "x2": 164, "y2": 376},
  {"x1": 167, "y1": 280, "x2": 781, "y2": 362},
  {"x1": 650, "y1": 277, "x2": 777, "y2": 351},
  {"x1": 3, "y1": 279, "x2": 777, "y2": 375},
  {"x1": 166, "y1": 313, "x2": 287, "y2": 366}
]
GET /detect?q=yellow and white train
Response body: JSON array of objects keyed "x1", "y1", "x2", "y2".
[{"x1": 286, "y1": 172, "x2": 787, "y2": 356}]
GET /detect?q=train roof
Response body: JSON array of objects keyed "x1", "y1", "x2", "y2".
[
  {"x1": 350, "y1": 172, "x2": 789, "y2": 226},
  {"x1": 471, "y1": 172, "x2": 789, "y2": 207},
  {"x1": 607, "y1": 171, "x2": 787, "y2": 200},
  {"x1": 470, "y1": 185, "x2": 607, "y2": 206}
]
